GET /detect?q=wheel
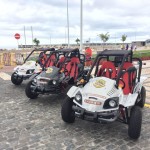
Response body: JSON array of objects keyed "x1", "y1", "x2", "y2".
[
  {"x1": 25, "y1": 80, "x2": 39, "y2": 99},
  {"x1": 137, "y1": 86, "x2": 146, "y2": 108},
  {"x1": 128, "y1": 106, "x2": 142, "y2": 139},
  {"x1": 11, "y1": 72, "x2": 23, "y2": 85},
  {"x1": 61, "y1": 96, "x2": 75, "y2": 123}
]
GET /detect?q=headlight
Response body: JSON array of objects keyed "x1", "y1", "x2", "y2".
[
  {"x1": 75, "y1": 94, "x2": 82, "y2": 101},
  {"x1": 75, "y1": 92, "x2": 82, "y2": 104},
  {"x1": 34, "y1": 78, "x2": 37, "y2": 83},
  {"x1": 109, "y1": 100, "x2": 117, "y2": 107},
  {"x1": 52, "y1": 80, "x2": 57, "y2": 85},
  {"x1": 103, "y1": 97, "x2": 119, "y2": 109},
  {"x1": 26, "y1": 69, "x2": 34, "y2": 74}
]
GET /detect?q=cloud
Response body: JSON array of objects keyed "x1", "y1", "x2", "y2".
[{"x1": 0, "y1": 0, "x2": 150, "y2": 49}]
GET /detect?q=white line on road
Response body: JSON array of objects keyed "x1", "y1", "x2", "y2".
[{"x1": 0, "y1": 72, "x2": 11, "y2": 80}]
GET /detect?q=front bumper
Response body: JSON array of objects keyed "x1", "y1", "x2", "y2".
[
  {"x1": 14, "y1": 73, "x2": 32, "y2": 80},
  {"x1": 72, "y1": 105, "x2": 118, "y2": 123},
  {"x1": 30, "y1": 82, "x2": 62, "y2": 94}
]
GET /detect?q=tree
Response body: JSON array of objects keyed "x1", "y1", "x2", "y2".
[
  {"x1": 121, "y1": 34, "x2": 127, "y2": 50},
  {"x1": 98, "y1": 32, "x2": 110, "y2": 50},
  {"x1": 121, "y1": 34, "x2": 127, "y2": 43},
  {"x1": 75, "y1": 38, "x2": 80, "y2": 45},
  {"x1": 33, "y1": 38, "x2": 40, "y2": 46}
]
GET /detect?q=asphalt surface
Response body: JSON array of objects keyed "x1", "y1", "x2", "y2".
[{"x1": 0, "y1": 66, "x2": 150, "y2": 150}]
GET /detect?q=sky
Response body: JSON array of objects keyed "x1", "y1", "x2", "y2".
[{"x1": 0, "y1": 0, "x2": 150, "y2": 49}]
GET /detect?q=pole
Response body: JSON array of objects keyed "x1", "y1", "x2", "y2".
[
  {"x1": 67, "y1": 0, "x2": 70, "y2": 48},
  {"x1": 24, "y1": 26, "x2": 26, "y2": 48},
  {"x1": 80, "y1": 0, "x2": 83, "y2": 52},
  {"x1": 17, "y1": 39, "x2": 19, "y2": 50},
  {"x1": 50, "y1": 35, "x2": 51, "y2": 47},
  {"x1": 31, "y1": 26, "x2": 34, "y2": 48}
]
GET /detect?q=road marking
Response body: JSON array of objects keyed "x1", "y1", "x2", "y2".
[
  {"x1": 0, "y1": 72, "x2": 11, "y2": 80},
  {"x1": 145, "y1": 103, "x2": 150, "y2": 108}
]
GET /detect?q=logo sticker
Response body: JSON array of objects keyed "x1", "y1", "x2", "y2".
[
  {"x1": 93, "y1": 79, "x2": 106, "y2": 88},
  {"x1": 46, "y1": 67, "x2": 53, "y2": 73},
  {"x1": 84, "y1": 99, "x2": 102, "y2": 105},
  {"x1": 25, "y1": 61, "x2": 32, "y2": 65}
]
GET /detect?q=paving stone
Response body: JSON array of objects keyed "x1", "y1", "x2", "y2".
[{"x1": 0, "y1": 72, "x2": 150, "y2": 150}]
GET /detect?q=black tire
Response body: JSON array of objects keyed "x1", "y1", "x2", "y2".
[
  {"x1": 25, "y1": 80, "x2": 38, "y2": 99},
  {"x1": 137, "y1": 86, "x2": 146, "y2": 108},
  {"x1": 11, "y1": 72, "x2": 23, "y2": 85},
  {"x1": 61, "y1": 96, "x2": 75, "y2": 123},
  {"x1": 128, "y1": 106, "x2": 142, "y2": 139}
]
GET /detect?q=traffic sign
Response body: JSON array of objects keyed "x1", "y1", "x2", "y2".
[{"x1": 14, "y1": 33, "x2": 20, "y2": 40}]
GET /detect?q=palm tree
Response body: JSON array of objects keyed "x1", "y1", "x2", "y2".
[
  {"x1": 121, "y1": 34, "x2": 127, "y2": 49},
  {"x1": 33, "y1": 38, "x2": 40, "y2": 46},
  {"x1": 75, "y1": 38, "x2": 80, "y2": 45},
  {"x1": 98, "y1": 32, "x2": 110, "y2": 50}
]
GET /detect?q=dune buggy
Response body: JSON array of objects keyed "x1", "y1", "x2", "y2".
[
  {"x1": 11, "y1": 48, "x2": 55, "y2": 85},
  {"x1": 25, "y1": 48, "x2": 86, "y2": 99},
  {"x1": 61, "y1": 50, "x2": 147, "y2": 139}
]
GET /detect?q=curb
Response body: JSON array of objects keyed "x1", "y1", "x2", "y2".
[{"x1": 145, "y1": 103, "x2": 150, "y2": 108}]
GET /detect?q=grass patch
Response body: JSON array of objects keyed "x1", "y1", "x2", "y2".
[{"x1": 91, "y1": 50, "x2": 150, "y2": 59}]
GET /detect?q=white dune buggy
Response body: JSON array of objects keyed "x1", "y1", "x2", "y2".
[
  {"x1": 11, "y1": 48, "x2": 55, "y2": 85},
  {"x1": 61, "y1": 50, "x2": 146, "y2": 139}
]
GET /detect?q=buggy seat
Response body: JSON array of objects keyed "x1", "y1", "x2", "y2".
[
  {"x1": 56, "y1": 56, "x2": 65, "y2": 68},
  {"x1": 65, "y1": 57, "x2": 80, "y2": 80},
  {"x1": 38, "y1": 52, "x2": 47, "y2": 67},
  {"x1": 119, "y1": 62, "x2": 137, "y2": 95},
  {"x1": 45, "y1": 54, "x2": 56, "y2": 68},
  {"x1": 97, "y1": 61, "x2": 117, "y2": 79}
]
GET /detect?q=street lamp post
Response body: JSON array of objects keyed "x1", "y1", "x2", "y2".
[
  {"x1": 80, "y1": 0, "x2": 83, "y2": 52},
  {"x1": 67, "y1": 0, "x2": 70, "y2": 48}
]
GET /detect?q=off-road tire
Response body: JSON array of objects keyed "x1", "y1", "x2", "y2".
[
  {"x1": 11, "y1": 72, "x2": 23, "y2": 85},
  {"x1": 128, "y1": 106, "x2": 142, "y2": 139},
  {"x1": 61, "y1": 96, "x2": 75, "y2": 123},
  {"x1": 137, "y1": 86, "x2": 146, "y2": 108},
  {"x1": 25, "y1": 80, "x2": 38, "y2": 99}
]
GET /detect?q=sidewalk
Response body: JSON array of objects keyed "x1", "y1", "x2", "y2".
[{"x1": 0, "y1": 66, "x2": 15, "y2": 73}]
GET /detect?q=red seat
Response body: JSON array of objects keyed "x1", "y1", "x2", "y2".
[
  {"x1": 119, "y1": 62, "x2": 136, "y2": 95},
  {"x1": 97, "y1": 61, "x2": 117, "y2": 79},
  {"x1": 39, "y1": 53, "x2": 47, "y2": 67},
  {"x1": 56, "y1": 56, "x2": 65, "y2": 68},
  {"x1": 45, "y1": 54, "x2": 56, "y2": 67},
  {"x1": 65, "y1": 57, "x2": 80, "y2": 80}
]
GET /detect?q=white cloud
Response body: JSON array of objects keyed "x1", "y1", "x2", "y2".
[{"x1": 0, "y1": 0, "x2": 150, "y2": 49}]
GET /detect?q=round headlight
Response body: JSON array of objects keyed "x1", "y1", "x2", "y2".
[
  {"x1": 34, "y1": 78, "x2": 37, "y2": 83},
  {"x1": 109, "y1": 100, "x2": 116, "y2": 107},
  {"x1": 29, "y1": 70, "x2": 32, "y2": 74},
  {"x1": 52, "y1": 80, "x2": 56, "y2": 85},
  {"x1": 75, "y1": 94, "x2": 82, "y2": 101}
]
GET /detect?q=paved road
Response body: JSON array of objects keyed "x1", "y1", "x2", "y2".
[{"x1": 0, "y1": 66, "x2": 150, "y2": 149}]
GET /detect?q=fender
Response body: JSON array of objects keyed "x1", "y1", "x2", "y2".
[
  {"x1": 140, "y1": 76, "x2": 148, "y2": 84},
  {"x1": 120, "y1": 93, "x2": 138, "y2": 107},
  {"x1": 67, "y1": 86, "x2": 81, "y2": 98}
]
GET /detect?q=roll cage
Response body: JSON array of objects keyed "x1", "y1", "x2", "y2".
[
  {"x1": 24, "y1": 48, "x2": 55, "y2": 63},
  {"x1": 87, "y1": 50, "x2": 142, "y2": 88}
]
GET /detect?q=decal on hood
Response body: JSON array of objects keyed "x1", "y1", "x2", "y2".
[
  {"x1": 25, "y1": 61, "x2": 32, "y2": 65},
  {"x1": 46, "y1": 67, "x2": 53, "y2": 73},
  {"x1": 93, "y1": 79, "x2": 106, "y2": 88}
]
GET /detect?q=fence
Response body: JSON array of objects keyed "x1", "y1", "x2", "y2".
[{"x1": 0, "y1": 51, "x2": 41, "y2": 67}]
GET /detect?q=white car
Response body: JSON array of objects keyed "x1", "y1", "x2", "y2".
[
  {"x1": 61, "y1": 50, "x2": 146, "y2": 139},
  {"x1": 11, "y1": 48, "x2": 55, "y2": 85}
]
